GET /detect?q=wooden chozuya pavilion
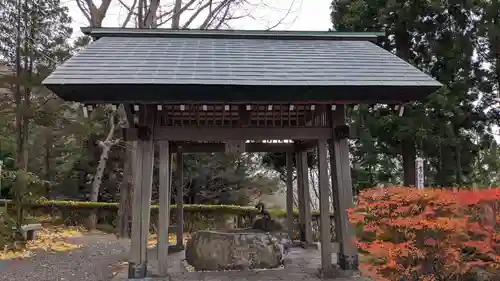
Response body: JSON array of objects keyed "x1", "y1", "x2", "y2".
[{"x1": 43, "y1": 28, "x2": 442, "y2": 279}]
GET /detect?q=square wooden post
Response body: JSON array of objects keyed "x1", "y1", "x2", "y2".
[
  {"x1": 298, "y1": 150, "x2": 313, "y2": 246},
  {"x1": 317, "y1": 139, "x2": 333, "y2": 274},
  {"x1": 296, "y1": 151, "x2": 305, "y2": 242},
  {"x1": 157, "y1": 141, "x2": 172, "y2": 276},
  {"x1": 175, "y1": 151, "x2": 184, "y2": 249},
  {"x1": 286, "y1": 152, "x2": 295, "y2": 240},
  {"x1": 128, "y1": 106, "x2": 155, "y2": 279},
  {"x1": 329, "y1": 104, "x2": 359, "y2": 272}
]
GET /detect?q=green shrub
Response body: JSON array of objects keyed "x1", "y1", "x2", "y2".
[
  {"x1": 5, "y1": 199, "x2": 333, "y2": 241},
  {"x1": 0, "y1": 211, "x2": 21, "y2": 249}
]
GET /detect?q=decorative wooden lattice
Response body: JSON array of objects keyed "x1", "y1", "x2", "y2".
[{"x1": 155, "y1": 104, "x2": 328, "y2": 128}]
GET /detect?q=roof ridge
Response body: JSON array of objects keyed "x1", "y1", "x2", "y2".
[{"x1": 81, "y1": 27, "x2": 385, "y2": 42}]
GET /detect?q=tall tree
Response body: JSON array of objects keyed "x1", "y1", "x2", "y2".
[
  {"x1": 0, "y1": 0, "x2": 73, "y2": 226},
  {"x1": 330, "y1": 0, "x2": 495, "y2": 188}
]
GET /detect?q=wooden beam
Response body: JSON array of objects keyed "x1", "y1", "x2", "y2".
[
  {"x1": 123, "y1": 127, "x2": 330, "y2": 141},
  {"x1": 329, "y1": 104, "x2": 359, "y2": 271},
  {"x1": 317, "y1": 139, "x2": 333, "y2": 274},
  {"x1": 170, "y1": 142, "x2": 294, "y2": 153},
  {"x1": 157, "y1": 141, "x2": 171, "y2": 276},
  {"x1": 286, "y1": 152, "x2": 295, "y2": 240}
]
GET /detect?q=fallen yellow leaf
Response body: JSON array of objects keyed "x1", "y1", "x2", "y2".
[{"x1": 0, "y1": 226, "x2": 82, "y2": 260}]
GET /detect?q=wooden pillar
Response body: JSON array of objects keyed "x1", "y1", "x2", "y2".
[
  {"x1": 296, "y1": 151, "x2": 305, "y2": 241},
  {"x1": 175, "y1": 151, "x2": 184, "y2": 249},
  {"x1": 157, "y1": 141, "x2": 172, "y2": 276},
  {"x1": 128, "y1": 106, "x2": 155, "y2": 279},
  {"x1": 317, "y1": 139, "x2": 332, "y2": 273},
  {"x1": 286, "y1": 152, "x2": 295, "y2": 240},
  {"x1": 329, "y1": 104, "x2": 359, "y2": 271},
  {"x1": 299, "y1": 150, "x2": 313, "y2": 246}
]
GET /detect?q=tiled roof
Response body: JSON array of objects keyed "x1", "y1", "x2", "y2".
[{"x1": 42, "y1": 28, "x2": 442, "y2": 103}]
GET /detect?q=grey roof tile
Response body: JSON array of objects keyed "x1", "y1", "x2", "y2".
[{"x1": 43, "y1": 35, "x2": 442, "y2": 95}]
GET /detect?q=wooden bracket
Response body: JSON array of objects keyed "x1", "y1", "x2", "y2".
[
  {"x1": 334, "y1": 125, "x2": 350, "y2": 139},
  {"x1": 123, "y1": 104, "x2": 135, "y2": 126},
  {"x1": 334, "y1": 125, "x2": 360, "y2": 140},
  {"x1": 121, "y1": 128, "x2": 138, "y2": 141},
  {"x1": 136, "y1": 125, "x2": 152, "y2": 141},
  {"x1": 121, "y1": 128, "x2": 129, "y2": 141}
]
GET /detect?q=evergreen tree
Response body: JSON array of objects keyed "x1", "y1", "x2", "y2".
[
  {"x1": 0, "y1": 0, "x2": 74, "y2": 203},
  {"x1": 330, "y1": 0, "x2": 497, "y2": 188}
]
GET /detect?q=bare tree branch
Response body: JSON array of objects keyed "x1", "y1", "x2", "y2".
[
  {"x1": 171, "y1": 0, "x2": 182, "y2": 28},
  {"x1": 76, "y1": 0, "x2": 92, "y2": 24},
  {"x1": 206, "y1": 1, "x2": 229, "y2": 28},
  {"x1": 78, "y1": 0, "x2": 113, "y2": 27},
  {"x1": 118, "y1": 0, "x2": 133, "y2": 12},
  {"x1": 209, "y1": 2, "x2": 248, "y2": 29},
  {"x1": 155, "y1": 0, "x2": 198, "y2": 27},
  {"x1": 144, "y1": 0, "x2": 160, "y2": 27},
  {"x1": 213, "y1": 5, "x2": 231, "y2": 28},
  {"x1": 182, "y1": 0, "x2": 217, "y2": 28},
  {"x1": 97, "y1": 0, "x2": 114, "y2": 25},
  {"x1": 199, "y1": 0, "x2": 230, "y2": 29},
  {"x1": 118, "y1": 0, "x2": 138, "y2": 27},
  {"x1": 137, "y1": 0, "x2": 145, "y2": 26},
  {"x1": 105, "y1": 113, "x2": 116, "y2": 142},
  {"x1": 112, "y1": 0, "x2": 299, "y2": 30},
  {"x1": 265, "y1": 0, "x2": 301, "y2": 30},
  {"x1": 154, "y1": 1, "x2": 176, "y2": 24}
]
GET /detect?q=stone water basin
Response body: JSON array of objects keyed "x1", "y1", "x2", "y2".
[{"x1": 185, "y1": 229, "x2": 285, "y2": 271}]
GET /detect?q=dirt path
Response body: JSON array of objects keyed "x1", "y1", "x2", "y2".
[{"x1": 0, "y1": 232, "x2": 130, "y2": 281}]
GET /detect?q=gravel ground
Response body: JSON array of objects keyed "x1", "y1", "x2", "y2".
[{"x1": 0, "y1": 232, "x2": 130, "y2": 281}]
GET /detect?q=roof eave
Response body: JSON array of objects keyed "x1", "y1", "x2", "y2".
[{"x1": 44, "y1": 82, "x2": 441, "y2": 104}]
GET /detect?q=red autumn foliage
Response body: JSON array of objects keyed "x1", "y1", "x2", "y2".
[{"x1": 349, "y1": 187, "x2": 500, "y2": 281}]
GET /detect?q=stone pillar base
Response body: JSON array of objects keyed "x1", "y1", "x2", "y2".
[
  {"x1": 300, "y1": 241, "x2": 318, "y2": 249},
  {"x1": 128, "y1": 262, "x2": 147, "y2": 279},
  {"x1": 318, "y1": 265, "x2": 361, "y2": 279},
  {"x1": 338, "y1": 254, "x2": 359, "y2": 271},
  {"x1": 168, "y1": 244, "x2": 185, "y2": 252}
]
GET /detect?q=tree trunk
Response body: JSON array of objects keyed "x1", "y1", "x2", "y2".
[
  {"x1": 117, "y1": 141, "x2": 135, "y2": 238},
  {"x1": 171, "y1": 0, "x2": 182, "y2": 28},
  {"x1": 88, "y1": 143, "x2": 111, "y2": 229},
  {"x1": 395, "y1": 29, "x2": 416, "y2": 187},
  {"x1": 309, "y1": 168, "x2": 319, "y2": 210},
  {"x1": 13, "y1": 0, "x2": 26, "y2": 231},
  {"x1": 455, "y1": 145, "x2": 462, "y2": 186},
  {"x1": 402, "y1": 140, "x2": 416, "y2": 186},
  {"x1": 44, "y1": 128, "x2": 52, "y2": 198}
]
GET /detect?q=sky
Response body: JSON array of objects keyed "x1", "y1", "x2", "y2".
[{"x1": 64, "y1": 0, "x2": 333, "y2": 38}]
